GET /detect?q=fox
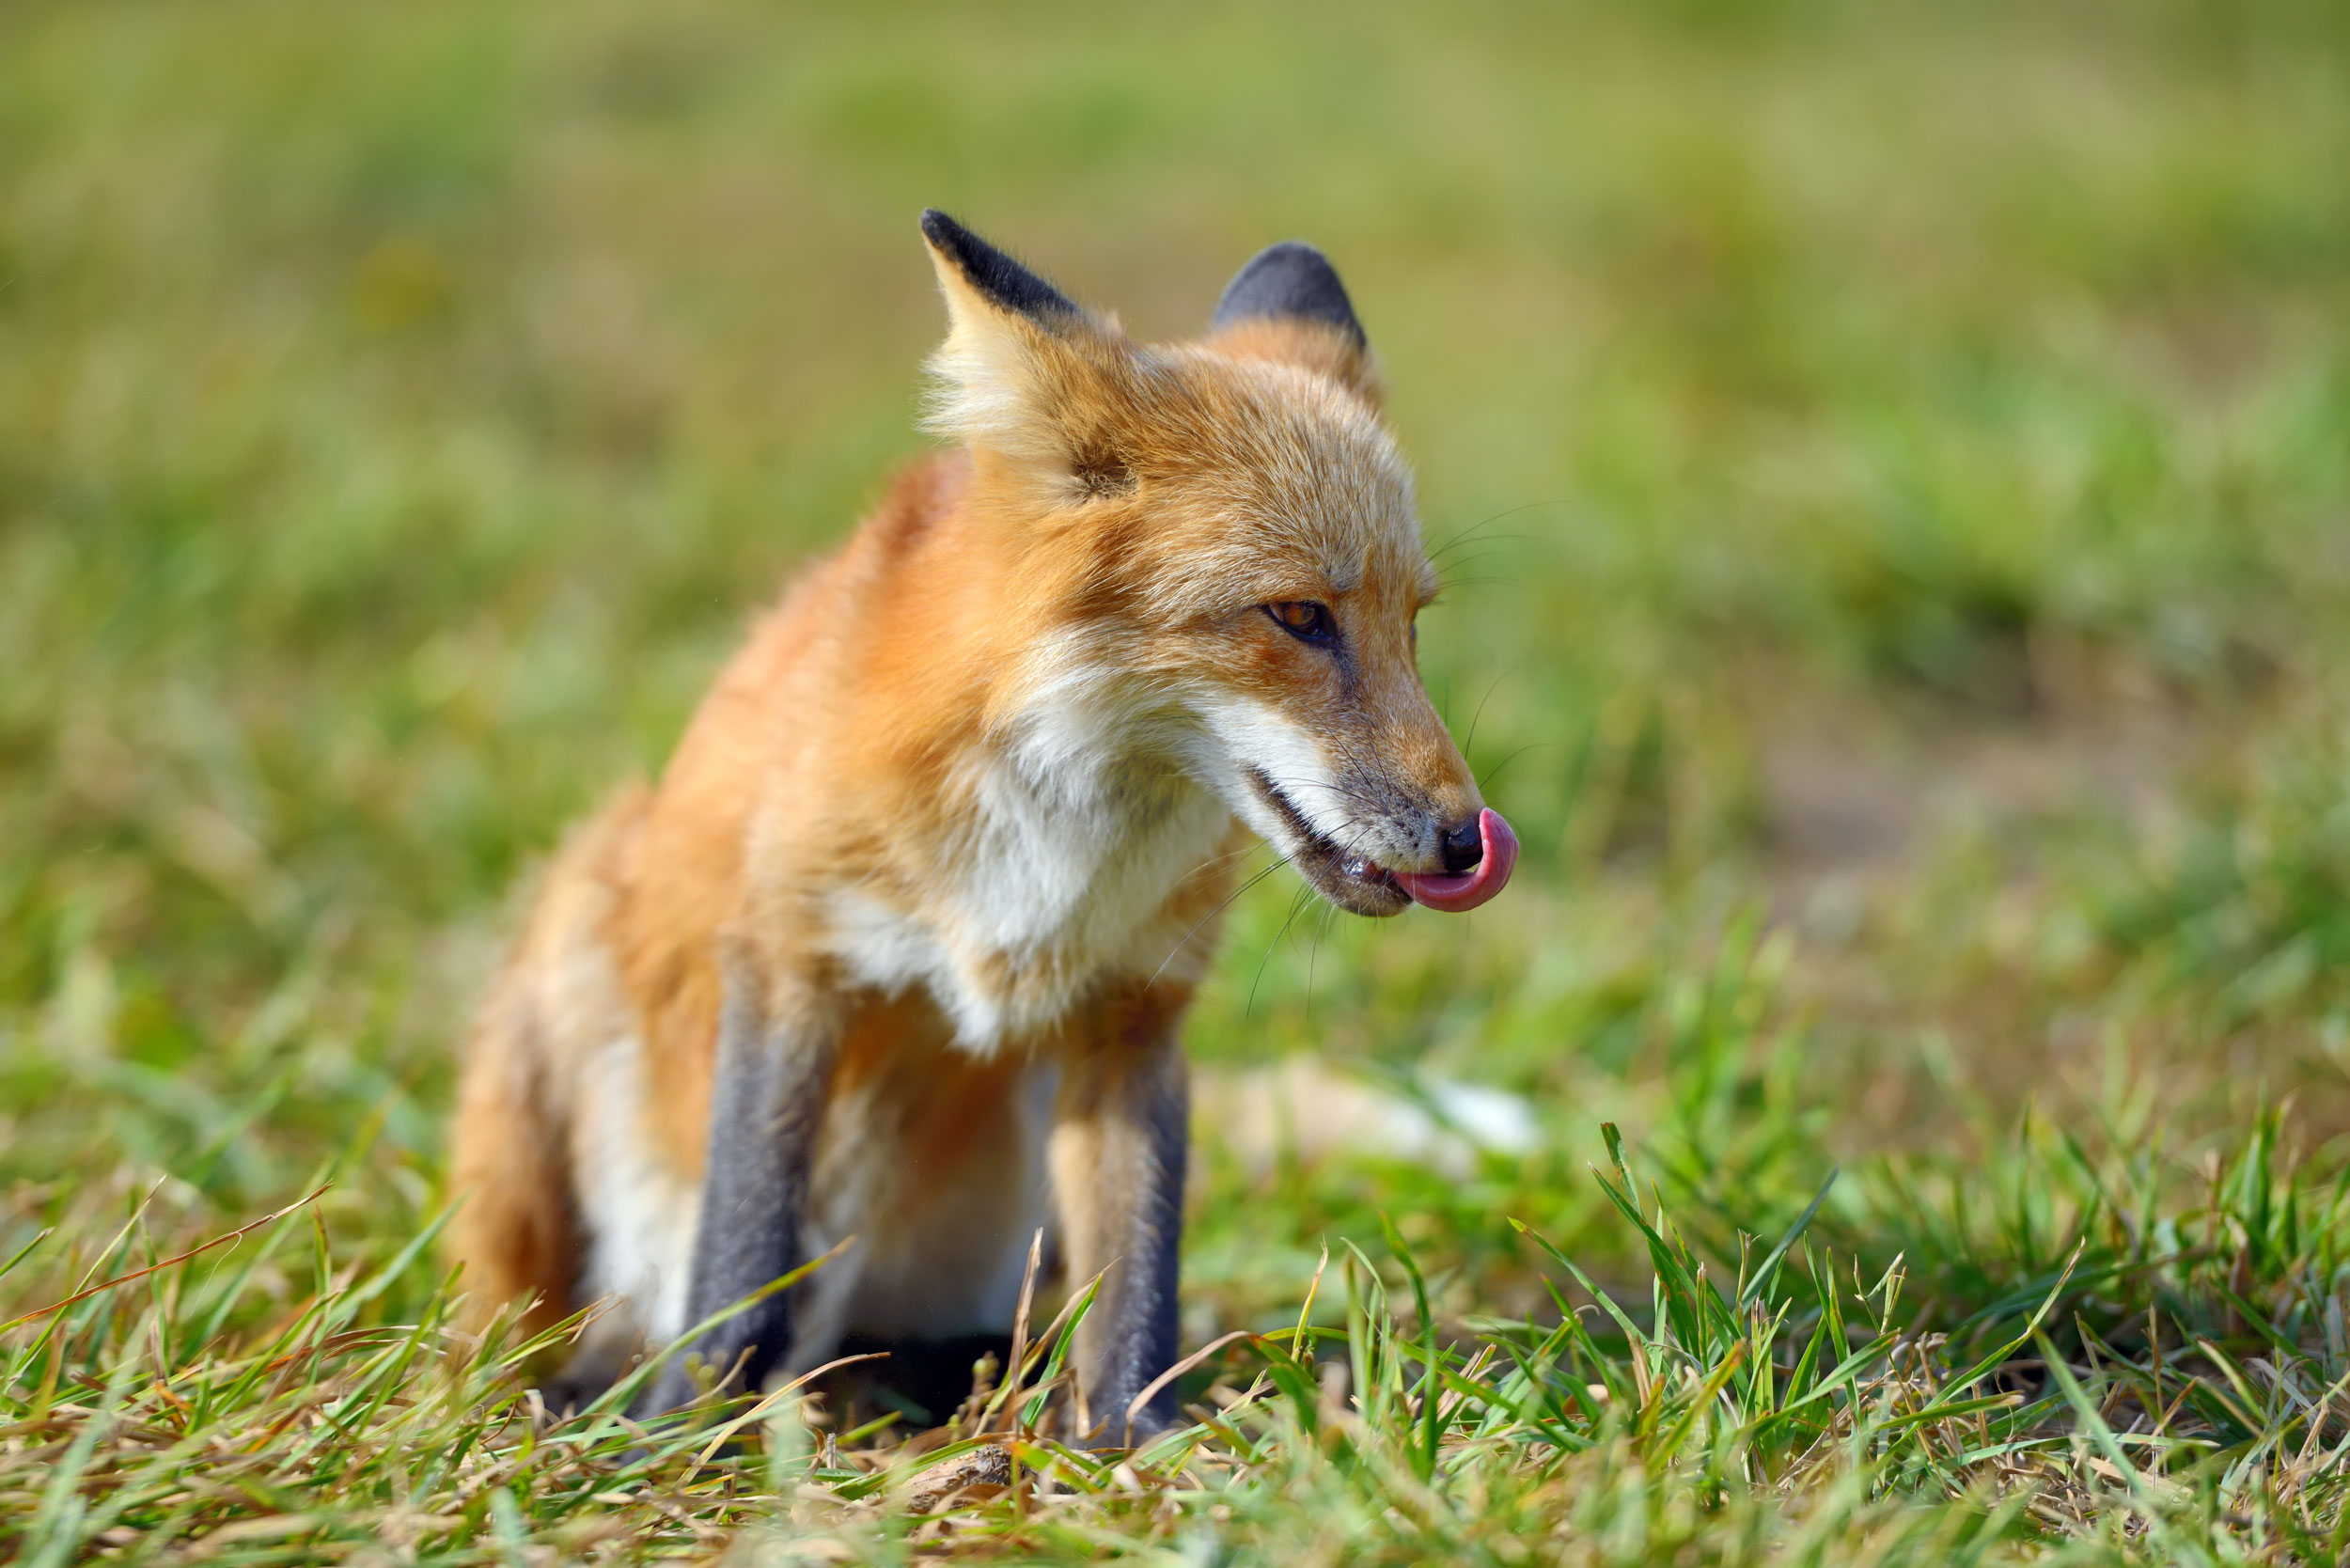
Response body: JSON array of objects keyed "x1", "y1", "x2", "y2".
[{"x1": 446, "y1": 210, "x2": 1519, "y2": 1439}]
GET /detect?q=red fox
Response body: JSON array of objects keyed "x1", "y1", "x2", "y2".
[{"x1": 447, "y1": 211, "x2": 1518, "y2": 1436}]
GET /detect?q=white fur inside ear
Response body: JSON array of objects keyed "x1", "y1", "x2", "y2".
[{"x1": 920, "y1": 268, "x2": 1069, "y2": 468}]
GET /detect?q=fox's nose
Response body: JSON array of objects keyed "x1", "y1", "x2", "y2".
[{"x1": 1438, "y1": 817, "x2": 1483, "y2": 874}]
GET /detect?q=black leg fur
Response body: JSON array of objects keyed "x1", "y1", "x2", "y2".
[
  {"x1": 636, "y1": 972, "x2": 837, "y2": 1417},
  {"x1": 540, "y1": 1341, "x2": 626, "y2": 1419},
  {"x1": 1054, "y1": 1034, "x2": 1189, "y2": 1443}
]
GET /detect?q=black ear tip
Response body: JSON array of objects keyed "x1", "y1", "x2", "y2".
[
  {"x1": 918, "y1": 209, "x2": 1082, "y2": 325},
  {"x1": 919, "y1": 208, "x2": 963, "y2": 247},
  {"x1": 1254, "y1": 240, "x2": 1334, "y2": 271},
  {"x1": 1214, "y1": 241, "x2": 1365, "y2": 347}
]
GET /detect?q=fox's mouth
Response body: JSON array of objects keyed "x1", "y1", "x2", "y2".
[
  {"x1": 1244, "y1": 770, "x2": 1517, "y2": 918},
  {"x1": 1248, "y1": 770, "x2": 1411, "y2": 917}
]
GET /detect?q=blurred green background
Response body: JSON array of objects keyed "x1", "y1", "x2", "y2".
[{"x1": 4, "y1": 0, "x2": 2348, "y2": 1315}]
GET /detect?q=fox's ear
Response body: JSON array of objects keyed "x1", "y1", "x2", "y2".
[
  {"x1": 921, "y1": 209, "x2": 1084, "y2": 329},
  {"x1": 1209, "y1": 242, "x2": 1378, "y2": 402},
  {"x1": 920, "y1": 210, "x2": 1126, "y2": 476},
  {"x1": 1214, "y1": 243, "x2": 1364, "y2": 347}
]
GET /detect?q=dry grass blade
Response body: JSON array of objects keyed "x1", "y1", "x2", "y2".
[{"x1": 0, "y1": 1184, "x2": 332, "y2": 1333}]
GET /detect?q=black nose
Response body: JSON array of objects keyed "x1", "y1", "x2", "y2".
[{"x1": 1439, "y1": 817, "x2": 1483, "y2": 874}]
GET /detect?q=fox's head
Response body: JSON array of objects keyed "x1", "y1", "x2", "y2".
[{"x1": 919, "y1": 211, "x2": 1515, "y2": 918}]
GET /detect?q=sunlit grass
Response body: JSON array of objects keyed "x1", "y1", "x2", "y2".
[
  {"x1": 13, "y1": 1092, "x2": 2350, "y2": 1563},
  {"x1": 6, "y1": 0, "x2": 2350, "y2": 1560}
]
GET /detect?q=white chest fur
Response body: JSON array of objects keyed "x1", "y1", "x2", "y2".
[{"x1": 826, "y1": 678, "x2": 1233, "y2": 1050}]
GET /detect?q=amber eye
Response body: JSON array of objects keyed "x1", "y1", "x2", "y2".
[{"x1": 1264, "y1": 601, "x2": 1337, "y2": 647}]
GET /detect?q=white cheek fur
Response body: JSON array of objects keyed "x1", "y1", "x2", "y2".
[{"x1": 1183, "y1": 694, "x2": 1357, "y2": 852}]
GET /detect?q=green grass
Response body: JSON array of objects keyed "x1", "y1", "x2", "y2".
[{"x1": 6, "y1": 0, "x2": 2350, "y2": 1560}]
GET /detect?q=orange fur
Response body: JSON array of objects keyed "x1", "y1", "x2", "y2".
[{"x1": 447, "y1": 217, "x2": 1497, "y2": 1416}]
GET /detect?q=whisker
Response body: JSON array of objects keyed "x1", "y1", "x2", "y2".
[
  {"x1": 1432, "y1": 548, "x2": 1504, "y2": 580},
  {"x1": 1150, "y1": 848, "x2": 1291, "y2": 986},
  {"x1": 1461, "y1": 667, "x2": 1517, "y2": 769},
  {"x1": 1305, "y1": 898, "x2": 1340, "y2": 1022},
  {"x1": 1192, "y1": 839, "x2": 1270, "y2": 877},
  {"x1": 1426, "y1": 498, "x2": 1562, "y2": 561},
  {"x1": 1477, "y1": 741, "x2": 1555, "y2": 793},
  {"x1": 1245, "y1": 804, "x2": 1393, "y2": 1016},
  {"x1": 1429, "y1": 529, "x2": 1531, "y2": 563},
  {"x1": 1247, "y1": 883, "x2": 1322, "y2": 1017}
]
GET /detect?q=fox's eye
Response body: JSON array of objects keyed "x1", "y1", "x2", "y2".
[{"x1": 1264, "y1": 601, "x2": 1336, "y2": 647}]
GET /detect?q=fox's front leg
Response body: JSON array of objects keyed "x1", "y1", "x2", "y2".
[
  {"x1": 1049, "y1": 994, "x2": 1190, "y2": 1443},
  {"x1": 638, "y1": 969, "x2": 838, "y2": 1416}
]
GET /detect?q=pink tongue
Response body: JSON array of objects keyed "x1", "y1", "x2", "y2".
[{"x1": 1392, "y1": 808, "x2": 1519, "y2": 913}]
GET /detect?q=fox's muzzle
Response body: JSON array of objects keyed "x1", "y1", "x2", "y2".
[{"x1": 1392, "y1": 808, "x2": 1518, "y2": 912}]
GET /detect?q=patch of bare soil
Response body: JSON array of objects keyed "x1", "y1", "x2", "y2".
[
  {"x1": 1761, "y1": 691, "x2": 2196, "y2": 927},
  {"x1": 1746, "y1": 642, "x2": 2256, "y2": 1144}
]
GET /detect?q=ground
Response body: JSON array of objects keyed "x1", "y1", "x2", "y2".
[{"x1": 5, "y1": 1, "x2": 2350, "y2": 1561}]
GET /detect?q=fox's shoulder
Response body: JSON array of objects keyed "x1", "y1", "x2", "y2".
[
  {"x1": 733, "y1": 448, "x2": 974, "y2": 672},
  {"x1": 599, "y1": 449, "x2": 976, "y2": 1145},
  {"x1": 862, "y1": 447, "x2": 971, "y2": 563}
]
